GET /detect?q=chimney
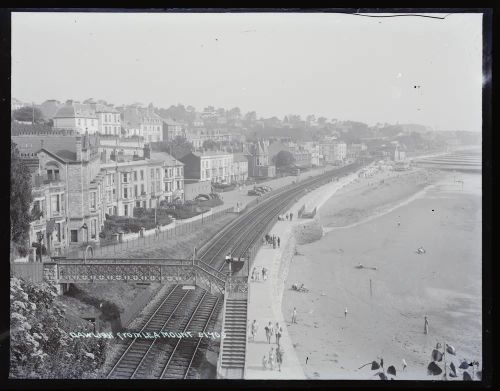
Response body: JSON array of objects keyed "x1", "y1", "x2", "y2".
[
  {"x1": 76, "y1": 135, "x2": 82, "y2": 161},
  {"x1": 144, "y1": 143, "x2": 151, "y2": 159}
]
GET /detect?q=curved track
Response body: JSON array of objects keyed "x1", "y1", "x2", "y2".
[{"x1": 106, "y1": 161, "x2": 368, "y2": 379}]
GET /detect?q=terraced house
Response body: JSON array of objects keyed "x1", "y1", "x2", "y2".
[{"x1": 15, "y1": 131, "x2": 184, "y2": 254}]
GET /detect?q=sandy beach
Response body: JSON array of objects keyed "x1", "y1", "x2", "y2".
[{"x1": 281, "y1": 167, "x2": 482, "y2": 380}]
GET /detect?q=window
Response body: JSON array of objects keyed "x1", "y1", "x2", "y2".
[
  {"x1": 123, "y1": 188, "x2": 128, "y2": 199},
  {"x1": 141, "y1": 184, "x2": 145, "y2": 194},
  {"x1": 90, "y1": 192, "x2": 96, "y2": 209},
  {"x1": 136, "y1": 201, "x2": 141, "y2": 207},
  {"x1": 134, "y1": 171, "x2": 137, "y2": 181},
  {"x1": 51, "y1": 195, "x2": 60, "y2": 213},
  {"x1": 55, "y1": 223, "x2": 61, "y2": 242},
  {"x1": 176, "y1": 167, "x2": 180, "y2": 176},
  {"x1": 134, "y1": 185, "x2": 138, "y2": 197},
  {"x1": 140, "y1": 170, "x2": 144, "y2": 180},
  {"x1": 123, "y1": 173, "x2": 128, "y2": 183},
  {"x1": 54, "y1": 170, "x2": 60, "y2": 181},
  {"x1": 124, "y1": 205, "x2": 128, "y2": 216},
  {"x1": 112, "y1": 189, "x2": 116, "y2": 196},
  {"x1": 156, "y1": 182, "x2": 160, "y2": 192},
  {"x1": 177, "y1": 181, "x2": 181, "y2": 190},
  {"x1": 71, "y1": 230, "x2": 78, "y2": 243},
  {"x1": 156, "y1": 168, "x2": 160, "y2": 179},
  {"x1": 107, "y1": 190, "x2": 112, "y2": 202},
  {"x1": 47, "y1": 170, "x2": 53, "y2": 181}
]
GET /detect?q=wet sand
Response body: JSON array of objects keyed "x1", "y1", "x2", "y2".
[{"x1": 282, "y1": 168, "x2": 482, "y2": 380}]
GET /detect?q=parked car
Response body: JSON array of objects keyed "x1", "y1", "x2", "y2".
[{"x1": 248, "y1": 189, "x2": 260, "y2": 196}]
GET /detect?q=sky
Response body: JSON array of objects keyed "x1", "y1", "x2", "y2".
[{"x1": 12, "y1": 12, "x2": 483, "y2": 131}]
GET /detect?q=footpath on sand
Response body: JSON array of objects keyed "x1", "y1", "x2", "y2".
[{"x1": 244, "y1": 170, "x2": 361, "y2": 379}]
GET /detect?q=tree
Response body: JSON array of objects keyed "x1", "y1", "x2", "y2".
[
  {"x1": 13, "y1": 106, "x2": 44, "y2": 123},
  {"x1": 306, "y1": 114, "x2": 316, "y2": 123},
  {"x1": 10, "y1": 277, "x2": 107, "y2": 378},
  {"x1": 11, "y1": 143, "x2": 32, "y2": 256},
  {"x1": 202, "y1": 140, "x2": 220, "y2": 151},
  {"x1": 317, "y1": 117, "x2": 327, "y2": 126},
  {"x1": 227, "y1": 107, "x2": 241, "y2": 120},
  {"x1": 244, "y1": 111, "x2": 257, "y2": 123},
  {"x1": 274, "y1": 150, "x2": 295, "y2": 168}
]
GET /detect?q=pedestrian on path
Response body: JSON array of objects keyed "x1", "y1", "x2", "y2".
[
  {"x1": 251, "y1": 320, "x2": 258, "y2": 341},
  {"x1": 263, "y1": 267, "x2": 268, "y2": 281},
  {"x1": 345, "y1": 307, "x2": 348, "y2": 319},
  {"x1": 276, "y1": 346, "x2": 283, "y2": 371},
  {"x1": 265, "y1": 322, "x2": 271, "y2": 344},
  {"x1": 402, "y1": 358, "x2": 407, "y2": 372},
  {"x1": 262, "y1": 355, "x2": 268, "y2": 370},
  {"x1": 290, "y1": 212, "x2": 293, "y2": 221},
  {"x1": 277, "y1": 237, "x2": 280, "y2": 248},
  {"x1": 268, "y1": 347, "x2": 275, "y2": 370},
  {"x1": 286, "y1": 213, "x2": 289, "y2": 220},
  {"x1": 273, "y1": 237, "x2": 276, "y2": 249},
  {"x1": 292, "y1": 307, "x2": 297, "y2": 324},
  {"x1": 424, "y1": 315, "x2": 429, "y2": 334},
  {"x1": 275, "y1": 323, "x2": 282, "y2": 346}
]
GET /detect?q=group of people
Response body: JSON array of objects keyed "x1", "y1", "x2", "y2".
[
  {"x1": 277, "y1": 212, "x2": 294, "y2": 221},
  {"x1": 249, "y1": 320, "x2": 284, "y2": 371},
  {"x1": 264, "y1": 234, "x2": 280, "y2": 249},
  {"x1": 251, "y1": 266, "x2": 268, "y2": 281}
]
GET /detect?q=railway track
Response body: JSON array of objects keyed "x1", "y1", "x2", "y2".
[{"x1": 106, "y1": 160, "x2": 368, "y2": 379}]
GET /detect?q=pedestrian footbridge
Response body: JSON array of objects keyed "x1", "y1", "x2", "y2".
[{"x1": 47, "y1": 257, "x2": 227, "y2": 295}]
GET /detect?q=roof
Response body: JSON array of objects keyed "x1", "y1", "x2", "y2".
[
  {"x1": 190, "y1": 151, "x2": 233, "y2": 158},
  {"x1": 12, "y1": 135, "x2": 78, "y2": 162},
  {"x1": 93, "y1": 103, "x2": 118, "y2": 113},
  {"x1": 160, "y1": 117, "x2": 183, "y2": 126},
  {"x1": 233, "y1": 153, "x2": 249, "y2": 163},
  {"x1": 54, "y1": 102, "x2": 97, "y2": 119},
  {"x1": 150, "y1": 151, "x2": 184, "y2": 166}
]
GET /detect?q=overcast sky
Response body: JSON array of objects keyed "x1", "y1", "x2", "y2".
[{"x1": 12, "y1": 12, "x2": 483, "y2": 131}]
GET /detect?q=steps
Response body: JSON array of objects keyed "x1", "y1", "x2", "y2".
[{"x1": 220, "y1": 299, "x2": 248, "y2": 370}]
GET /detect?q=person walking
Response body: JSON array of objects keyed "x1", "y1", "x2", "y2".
[
  {"x1": 402, "y1": 358, "x2": 408, "y2": 372},
  {"x1": 268, "y1": 347, "x2": 275, "y2": 370},
  {"x1": 286, "y1": 213, "x2": 289, "y2": 221},
  {"x1": 276, "y1": 346, "x2": 283, "y2": 372},
  {"x1": 290, "y1": 212, "x2": 293, "y2": 221},
  {"x1": 250, "y1": 320, "x2": 258, "y2": 341},
  {"x1": 262, "y1": 355, "x2": 268, "y2": 370},
  {"x1": 275, "y1": 323, "x2": 282, "y2": 346},
  {"x1": 292, "y1": 307, "x2": 297, "y2": 324},
  {"x1": 264, "y1": 322, "x2": 271, "y2": 344},
  {"x1": 424, "y1": 315, "x2": 429, "y2": 334},
  {"x1": 261, "y1": 267, "x2": 266, "y2": 281},
  {"x1": 277, "y1": 237, "x2": 280, "y2": 248},
  {"x1": 344, "y1": 307, "x2": 348, "y2": 319}
]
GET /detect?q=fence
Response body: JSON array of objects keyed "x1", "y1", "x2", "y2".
[
  {"x1": 10, "y1": 262, "x2": 44, "y2": 283},
  {"x1": 64, "y1": 206, "x2": 234, "y2": 258}
]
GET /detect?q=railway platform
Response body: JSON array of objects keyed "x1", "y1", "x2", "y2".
[{"x1": 244, "y1": 170, "x2": 362, "y2": 379}]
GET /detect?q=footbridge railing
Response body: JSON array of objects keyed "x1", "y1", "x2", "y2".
[{"x1": 47, "y1": 257, "x2": 227, "y2": 295}]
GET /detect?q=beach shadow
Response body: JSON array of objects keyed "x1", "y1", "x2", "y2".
[
  {"x1": 246, "y1": 366, "x2": 268, "y2": 371},
  {"x1": 251, "y1": 340, "x2": 275, "y2": 345}
]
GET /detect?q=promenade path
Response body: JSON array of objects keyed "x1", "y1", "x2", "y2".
[{"x1": 244, "y1": 169, "x2": 362, "y2": 379}]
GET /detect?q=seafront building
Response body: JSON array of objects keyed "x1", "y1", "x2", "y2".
[
  {"x1": 180, "y1": 151, "x2": 234, "y2": 184},
  {"x1": 320, "y1": 141, "x2": 347, "y2": 164},
  {"x1": 245, "y1": 140, "x2": 276, "y2": 178},
  {"x1": 14, "y1": 131, "x2": 184, "y2": 254}
]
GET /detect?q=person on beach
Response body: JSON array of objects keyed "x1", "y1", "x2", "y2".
[
  {"x1": 402, "y1": 358, "x2": 408, "y2": 372},
  {"x1": 286, "y1": 213, "x2": 289, "y2": 220},
  {"x1": 268, "y1": 347, "x2": 275, "y2": 370},
  {"x1": 290, "y1": 212, "x2": 293, "y2": 221},
  {"x1": 273, "y1": 237, "x2": 276, "y2": 249},
  {"x1": 424, "y1": 315, "x2": 429, "y2": 334},
  {"x1": 292, "y1": 307, "x2": 297, "y2": 324},
  {"x1": 277, "y1": 237, "x2": 280, "y2": 248},
  {"x1": 262, "y1": 355, "x2": 268, "y2": 370},
  {"x1": 262, "y1": 267, "x2": 266, "y2": 281},
  {"x1": 344, "y1": 307, "x2": 348, "y2": 319},
  {"x1": 276, "y1": 346, "x2": 283, "y2": 371}
]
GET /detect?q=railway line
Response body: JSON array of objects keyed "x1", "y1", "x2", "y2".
[{"x1": 106, "y1": 160, "x2": 368, "y2": 379}]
